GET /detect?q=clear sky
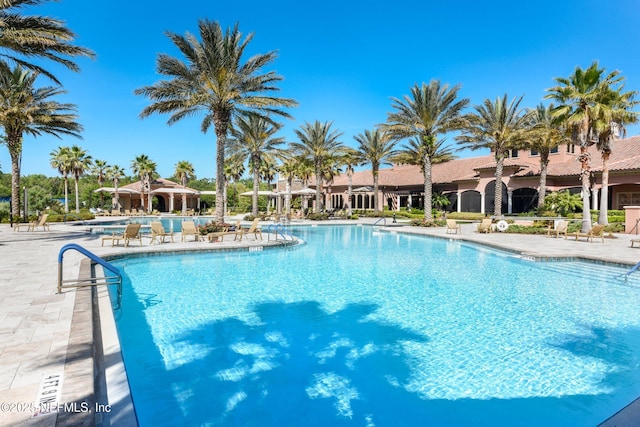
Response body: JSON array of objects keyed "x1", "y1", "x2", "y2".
[{"x1": 2, "y1": 0, "x2": 640, "y2": 180}]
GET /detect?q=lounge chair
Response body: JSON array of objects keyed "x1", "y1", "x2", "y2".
[
  {"x1": 240, "y1": 218, "x2": 262, "y2": 240},
  {"x1": 547, "y1": 220, "x2": 568, "y2": 239},
  {"x1": 181, "y1": 221, "x2": 200, "y2": 242},
  {"x1": 566, "y1": 224, "x2": 605, "y2": 243},
  {"x1": 14, "y1": 214, "x2": 50, "y2": 232},
  {"x1": 150, "y1": 221, "x2": 174, "y2": 244},
  {"x1": 446, "y1": 219, "x2": 461, "y2": 234},
  {"x1": 477, "y1": 218, "x2": 492, "y2": 233},
  {"x1": 101, "y1": 223, "x2": 142, "y2": 247}
]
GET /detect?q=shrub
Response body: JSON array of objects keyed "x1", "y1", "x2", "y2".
[
  {"x1": 306, "y1": 212, "x2": 329, "y2": 221},
  {"x1": 197, "y1": 221, "x2": 232, "y2": 235}
]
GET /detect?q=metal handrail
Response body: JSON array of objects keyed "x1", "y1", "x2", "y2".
[
  {"x1": 373, "y1": 217, "x2": 387, "y2": 226},
  {"x1": 267, "y1": 223, "x2": 291, "y2": 241},
  {"x1": 57, "y1": 243, "x2": 122, "y2": 295},
  {"x1": 626, "y1": 260, "x2": 640, "y2": 280}
]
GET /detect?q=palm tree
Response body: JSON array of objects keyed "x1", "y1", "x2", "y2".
[
  {"x1": 593, "y1": 85, "x2": 639, "y2": 225},
  {"x1": 258, "y1": 156, "x2": 278, "y2": 214},
  {"x1": 229, "y1": 115, "x2": 284, "y2": 217},
  {"x1": 0, "y1": 0, "x2": 95, "y2": 83},
  {"x1": 353, "y1": 129, "x2": 398, "y2": 214},
  {"x1": 92, "y1": 159, "x2": 108, "y2": 208},
  {"x1": 67, "y1": 145, "x2": 92, "y2": 213},
  {"x1": 392, "y1": 136, "x2": 455, "y2": 214},
  {"x1": 50, "y1": 146, "x2": 71, "y2": 213},
  {"x1": 174, "y1": 160, "x2": 195, "y2": 214},
  {"x1": 456, "y1": 94, "x2": 532, "y2": 217},
  {"x1": 0, "y1": 65, "x2": 82, "y2": 218},
  {"x1": 545, "y1": 61, "x2": 629, "y2": 231},
  {"x1": 341, "y1": 148, "x2": 359, "y2": 216},
  {"x1": 290, "y1": 121, "x2": 344, "y2": 213},
  {"x1": 135, "y1": 20, "x2": 297, "y2": 223},
  {"x1": 527, "y1": 104, "x2": 570, "y2": 210},
  {"x1": 320, "y1": 155, "x2": 343, "y2": 211},
  {"x1": 383, "y1": 80, "x2": 469, "y2": 221},
  {"x1": 131, "y1": 154, "x2": 157, "y2": 213},
  {"x1": 277, "y1": 152, "x2": 300, "y2": 215},
  {"x1": 223, "y1": 153, "x2": 245, "y2": 213},
  {"x1": 106, "y1": 164, "x2": 125, "y2": 210}
]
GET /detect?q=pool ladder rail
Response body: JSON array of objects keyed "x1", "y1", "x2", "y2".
[
  {"x1": 57, "y1": 243, "x2": 122, "y2": 302},
  {"x1": 266, "y1": 223, "x2": 295, "y2": 242},
  {"x1": 625, "y1": 260, "x2": 640, "y2": 280}
]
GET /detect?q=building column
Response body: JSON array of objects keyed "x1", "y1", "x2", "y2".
[
  {"x1": 457, "y1": 191, "x2": 462, "y2": 213},
  {"x1": 507, "y1": 190, "x2": 513, "y2": 214},
  {"x1": 169, "y1": 194, "x2": 174, "y2": 212},
  {"x1": 480, "y1": 192, "x2": 485, "y2": 214},
  {"x1": 592, "y1": 187, "x2": 599, "y2": 210}
]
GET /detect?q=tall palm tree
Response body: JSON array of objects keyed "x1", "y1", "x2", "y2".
[
  {"x1": 258, "y1": 156, "x2": 278, "y2": 214},
  {"x1": 341, "y1": 148, "x2": 359, "y2": 216},
  {"x1": 527, "y1": 104, "x2": 570, "y2": 210},
  {"x1": 135, "y1": 20, "x2": 297, "y2": 222},
  {"x1": 50, "y1": 145, "x2": 71, "y2": 213},
  {"x1": 223, "y1": 153, "x2": 245, "y2": 213},
  {"x1": 67, "y1": 145, "x2": 92, "y2": 213},
  {"x1": 229, "y1": 115, "x2": 284, "y2": 216},
  {"x1": 92, "y1": 159, "x2": 108, "y2": 208},
  {"x1": 0, "y1": 0, "x2": 95, "y2": 83},
  {"x1": 290, "y1": 120, "x2": 344, "y2": 213},
  {"x1": 174, "y1": 160, "x2": 195, "y2": 214},
  {"x1": 277, "y1": 152, "x2": 300, "y2": 215},
  {"x1": 392, "y1": 136, "x2": 455, "y2": 214},
  {"x1": 353, "y1": 129, "x2": 398, "y2": 214},
  {"x1": 131, "y1": 154, "x2": 157, "y2": 213},
  {"x1": 594, "y1": 87, "x2": 638, "y2": 224},
  {"x1": 545, "y1": 61, "x2": 628, "y2": 231},
  {"x1": 383, "y1": 80, "x2": 469, "y2": 221},
  {"x1": 0, "y1": 65, "x2": 82, "y2": 218},
  {"x1": 320, "y1": 155, "x2": 343, "y2": 211},
  {"x1": 106, "y1": 164, "x2": 125, "y2": 210},
  {"x1": 456, "y1": 94, "x2": 532, "y2": 217}
]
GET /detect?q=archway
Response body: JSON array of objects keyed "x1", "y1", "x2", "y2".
[
  {"x1": 485, "y1": 180, "x2": 508, "y2": 215},
  {"x1": 461, "y1": 190, "x2": 481, "y2": 212},
  {"x1": 512, "y1": 188, "x2": 538, "y2": 213}
]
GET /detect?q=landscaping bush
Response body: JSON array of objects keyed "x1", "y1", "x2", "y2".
[
  {"x1": 197, "y1": 221, "x2": 232, "y2": 235},
  {"x1": 306, "y1": 212, "x2": 329, "y2": 221}
]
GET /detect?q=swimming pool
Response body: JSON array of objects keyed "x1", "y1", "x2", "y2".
[{"x1": 110, "y1": 225, "x2": 640, "y2": 426}]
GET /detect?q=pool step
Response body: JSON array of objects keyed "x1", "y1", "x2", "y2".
[{"x1": 533, "y1": 261, "x2": 640, "y2": 286}]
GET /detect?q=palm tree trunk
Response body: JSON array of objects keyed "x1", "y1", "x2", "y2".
[
  {"x1": 10, "y1": 151, "x2": 21, "y2": 219},
  {"x1": 314, "y1": 163, "x2": 322, "y2": 213},
  {"x1": 494, "y1": 157, "x2": 504, "y2": 217},
  {"x1": 598, "y1": 152, "x2": 610, "y2": 225},
  {"x1": 373, "y1": 169, "x2": 379, "y2": 214},
  {"x1": 252, "y1": 166, "x2": 260, "y2": 217},
  {"x1": 74, "y1": 175, "x2": 80, "y2": 213},
  {"x1": 347, "y1": 171, "x2": 353, "y2": 217},
  {"x1": 538, "y1": 154, "x2": 549, "y2": 210},
  {"x1": 579, "y1": 149, "x2": 592, "y2": 232},
  {"x1": 214, "y1": 111, "x2": 230, "y2": 223},
  {"x1": 285, "y1": 178, "x2": 291, "y2": 214},
  {"x1": 64, "y1": 175, "x2": 69, "y2": 213},
  {"x1": 423, "y1": 156, "x2": 433, "y2": 221}
]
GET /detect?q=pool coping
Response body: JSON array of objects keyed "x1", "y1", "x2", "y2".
[{"x1": 67, "y1": 223, "x2": 640, "y2": 426}]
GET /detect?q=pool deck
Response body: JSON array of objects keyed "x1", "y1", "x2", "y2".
[{"x1": 2, "y1": 218, "x2": 640, "y2": 426}]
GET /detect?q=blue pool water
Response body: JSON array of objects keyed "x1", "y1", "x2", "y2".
[{"x1": 110, "y1": 225, "x2": 640, "y2": 426}]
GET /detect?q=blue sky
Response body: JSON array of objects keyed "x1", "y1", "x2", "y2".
[{"x1": 2, "y1": 0, "x2": 640, "y2": 179}]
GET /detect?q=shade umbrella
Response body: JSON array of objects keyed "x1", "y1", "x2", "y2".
[
  {"x1": 352, "y1": 186, "x2": 374, "y2": 193},
  {"x1": 240, "y1": 190, "x2": 278, "y2": 196},
  {"x1": 291, "y1": 188, "x2": 317, "y2": 195}
]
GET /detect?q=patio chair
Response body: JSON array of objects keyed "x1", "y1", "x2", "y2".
[
  {"x1": 446, "y1": 219, "x2": 461, "y2": 234},
  {"x1": 181, "y1": 221, "x2": 200, "y2": 242},
  {"x1": 240, "y1": 218, "x2": 262, "y2": 240},
  {"x1": 566, "y1": 224, "x2": 605, "y2": 243},
  {"x1": 101, "y1": 223, "x2": 142, "y2": 247},
  {"x1": 15, "y1": 213, "x2": 50, "y2": 232},
  {"x1": 150, "y1": 221, "x2": 174, "y2": 244},
  {"x1": 477, "y1": 218, "x2": 492, "y2": 233},
  {"x1": 207, "y1": 223, "x2": 243, "y2": 243},
  {"x1": 547, "y1": 220, "x2": 568, "y2": 239}
]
